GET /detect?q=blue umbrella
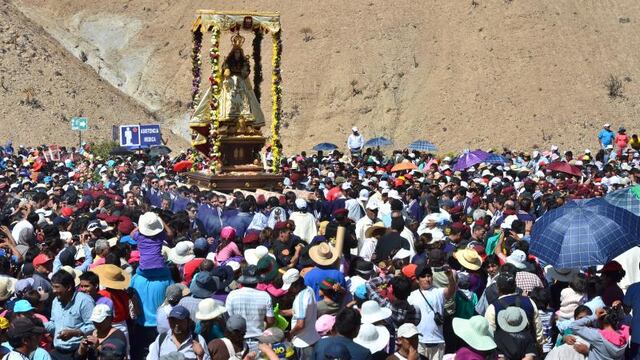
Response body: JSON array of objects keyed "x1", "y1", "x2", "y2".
[
  {"x1": 530, "y1": 198, "x2": 640, "y2": 268},
  {"x1": 605, "y1": 185, "x2": 640, "y2": 216},
  {"x1": 485, "y1": 153, "x2": 508, "y2": 165},
  {"x1": 407, "y1": 140, "x2": 438, "y2": 152},
  {"x1": 364, "y1": 137, "x2": 393, "y2": 148},
  {"x1": 312, "y1": 143, "x2": 338, "y2": 151}
]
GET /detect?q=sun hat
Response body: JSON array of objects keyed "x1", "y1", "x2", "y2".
[
  {"x1": 497, "y1": 307, "x2": 529, "y2": 333},
  {"x1": 60, "y1": 265, "x2": 82, "y2": 286},
  {"x1": 244, "y1": 245, "x2": 272, "y2": 266},
  {"x1": 0, "y1": 277, "x2": 17, "y2": 301},
  {"x1": 138, "y1": 212, "x2": 164, "y2": 237},
  {"x1": 360, "y1": 300, "x2": 392, "y2": 324},
  {"x1": 195, "y1": 298, "x2": 226, "y2": 321},
  {"x1": 506, "y1": 250, "x2": 527, "y2": 270},
  {"x1": 238, "y1": 265, "x2": 261, "y2": 285},
  {"x1": 309, "y1": 242, "x2": 339, "y2": 266},
  {"x1": 452, "y1": 316, "x2": 497, "y2": 351},
  {"x1": 454, "y1": 248, "x2": 483, "y2": 271},
  {"x1": 13, "y1": 299, "x2": 34, "y2": 313},
  {"x1": 90, "y1": 303, "x2": 113, "y2": 323},
  {"x1": 397, "y1": 323, "x2": 419, "y2": 339},
  {"x1": 354, "y1": 323, "x2": 390, "y2": 353},
  {"x1": 315, "y1": 314, "x2": 336, "y2": 336},
  {"x1": 92, "y1": 264, "x2": 131, "y2": 290},
  {"x1": 365, "y1": 222, "x2": 386, "y2": 238},
  {"x1": 169, "y1": 241, "x2": 195, "y2": 265},
  {"x1": 546, "y1": 267, "x2": 579, "y2": 283},
  {"x1": 281, "y1": 268, "x2": 300, "y2": 291},
  {"x1": 190, "y1": 271, "x2": 219, "y2": 298}
]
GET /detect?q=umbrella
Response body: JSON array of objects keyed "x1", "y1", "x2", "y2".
[
  {"x1": 312, "y1": 143, "x2": 338, "y2": 152},
  {"x1": 173, "y1": 160, "x2": 193, "y2": 173},
  {"x1": 605, "y1": 185, "x2": 640, "y2": 216},
  {"x1": 485, "y1": 153, "x2": 508, "y2": 165},
  {"x1": 109, "y1": 146, "x2": 133, "y2": 156},
  {"x1": 390, "y1": 161, "x2": 418, "y2": 172},
  {"x1": 407, "y1": 140, "x2": 437, "y2": 152},
  {"x1": 545, "y1": 161, "x2": 582, "y2": 177},
  {"x1": 148, "y1": 145, "x2": 172, "y2": 157},
  {"x1": 530, "y1": 198, "x2": 640, "y2": 268},
  {"x1": 452, "y1": 150, "x2": 490, "y2": 171},
  {"x1": 364, "y1": 137, "x2": 393, "y2": 148}
]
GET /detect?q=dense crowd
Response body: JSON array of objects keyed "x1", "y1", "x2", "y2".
[{"x1": 0, "y1": 125, "x2": 639, "y2": 360}]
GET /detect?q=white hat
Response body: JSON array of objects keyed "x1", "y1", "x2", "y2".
[
  {"x1": 244, "y1": 245, "x2": 272, "y2": 266},
  {"x1": 481, "y1": 169, "x2": 492, "y2": 177},
  {"x1": 358, "y1": 189, "x2": 370, "y2": 202},
  {"x1": 352, "y1": 126, "x2": 358, "y2": 132},
  {"x1": 604, "y1": 123, "x2": 611, "y2": 128},
  {"x1": 168, "y1": 241, "x2": 195, "y2": 265},
  {"x1": 138, "y1": 212, "x2": 164, "y2": 237},
  {"x1": 226, "y1": 261, "x2": 240, "y2": 272},
  {"x1": 360, "y1": 300, "x2": 392, "y2": 324},
  {"x1": 341, "y1": 182, "x2": 352, "y2": 190},
  {"x1": 443, "y1": 156, "x2": 452, "y2": 162},
  {"x1": 294, "y1": 198, "x2": 307, "y2": 209},
  {"x1": 500, "y1": 215, "x2": 518, "y2": 230},
  {"x1": 506, "y1": 250, "x2": 528, "y2": 270},
  {"x1": 195, "y1": 298, "x2": 227, "y2": 321},
  {"x1": 379, "y1": 181, "x2": 389, "y2": 189},
  {"x1": 397, "y1": 323, "x2": 419, "y2": 338},
  {"x1": 281, "y1": 268, "x2": 300, "y2": 291},
  {"x1": 90, "y1": 304, "x2": 112, "y2": 323},
  {"x1": 366, "y1": 201, "x2": 379, "y2": 211},
  {"x1": 387, "y1": 190, "x2": 402, "y2": 200},
  {"x1": 354, "y1": 324, "x2": 390, "y2": 353},
  {"x1": 551, "y1": 145, "x2": 559, "y2": 151}
]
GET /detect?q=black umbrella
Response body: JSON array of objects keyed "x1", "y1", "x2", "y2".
[
  {"x1": 148, "y1": 145, "x2": 172, "y2": 157},
  {"x1": 110, "y1": 146, "x2": 133, "y2": 156}
]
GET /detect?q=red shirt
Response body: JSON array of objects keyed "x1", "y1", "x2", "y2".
[
  {"x1": 183, "y1": 258, "x2": 205, "y2": 285},
  {"x1": 99, "y1": 289, "x2": 130, "y2": 323}
]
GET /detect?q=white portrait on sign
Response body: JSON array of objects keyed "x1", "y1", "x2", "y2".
[{"x1": 124, "y1": 127, "x2": 133, "y2": 146}]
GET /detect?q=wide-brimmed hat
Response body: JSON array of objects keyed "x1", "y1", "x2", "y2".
[
  {"x1": 454, "y1": 248, "x2": 483, "y2": 271},
  {"x1": 546, "y1": 266, "x2": 579, "y2": 283},
  {"x1": 0, "y1": 277, "x2": 17, "y2": 301},
  {"x1": 354, "y1": 324, "x2": 390, "y2": 353},
  {"x1": 195, "y1": 298, "x2": 226, "y2": 321},
  {"x1": 138, "y1": 212, "x2": 164, "y2": 237},
  {"x1": 238, "y1": 265, "x2": 260, "y2": 285},
  {"x1": 360, "y1": 300, "x2": 392, "y2": 324},
  {"x1": 281, "y1": 268, "x2": 300, "y2": 291},
  {"x1": 497, "y1": 307, "x2": 528, "y2": 333},
  {"x1": 453, "y1": 316, "x2": 497, "y2": 351},
  {"x1": 365, "y1": 222, "x2": 386, "y2": 238},
  {"x1": 190, "y1": 271, "x2": 219, "y2": 298},
  {"x1": 92, "y1": 264, "x2": 131, "y2": 290},
  {"x1": 169, "y1": 241, "x2": 195, "y2": 265},
  {"x1": 506, "y1": 250, "x2": 527, "y2": 270},
  {"x1": 315, "y1": 314, "x2": 336, "y2": 336},
  {"x1": 244, "y1": 245, "x2": 273, "y2": 266},
  {"x1": 309, "y1": 242, "x2": 340, "y2": 266}
]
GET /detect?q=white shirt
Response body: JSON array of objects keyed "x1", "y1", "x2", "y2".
[
  {"x1": 359, "y1": 237, "x2": 378, "y2": 262},
  {"x1": 291, "y1": 286, "x2": 321, "y2": 348},
  {"x1": 408, "y1": 287, "x2": 446, "y2": 344},
  {"x1": 355, "y1": 216, "x2": 374, "y2": 251},
  {"x1": 345, "y1": 199, "x2": 363, "y2": 222},
  {"x1": 612, "y1": 246, "x2": 640, "y2": 291},
  {"x1": 226, "y1": 287, "x2": 274, "y2": 338},
  {"x1": 146, "y1": 331, "x2": 211, "y2": 360},
  {"x1": 11, "y1": 219, "x2": 33, "y2": 244},
  {"x1": 289, "y1": 212, "x2": 317, "y2": 244},
  {"x1": 347, "y1": 134, "x2": 364, "y2": 150}
]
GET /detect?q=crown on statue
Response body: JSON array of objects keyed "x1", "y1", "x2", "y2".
[{"x1": 231, "y1": 33, "x2": 245, "y2": 48}]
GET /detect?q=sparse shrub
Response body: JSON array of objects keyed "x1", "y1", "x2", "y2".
[
  {"x1": 605, "y1": 75, "x2": 624, "y2": 99},
  {"x1": 300, "y1": 27, "x2": 314, "y2": 42}
]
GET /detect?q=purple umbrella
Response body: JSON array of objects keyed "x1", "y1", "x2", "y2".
[{"x1": 452, "y1": 150, "x2": 490, "y2": 171}]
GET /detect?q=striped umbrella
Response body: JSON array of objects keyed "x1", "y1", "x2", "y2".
[
  {"x1": 605, "y1": 185, "x2": 640, "y2": 216},
  {"x1": 312, "y1": 143, "x2": 338, "y2": 151},
  {"x1": 485, "y1": 153, "x2": 508, "y2": 165},
  {"x1": 407, "y1": 140, "x2": 438, "y2": 152},
  {"x1": 365, "y1": 137, "x2": 393, "y2": 147}
]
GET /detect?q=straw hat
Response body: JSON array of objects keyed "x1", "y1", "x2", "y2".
[
  {"x1": 365, "y1": 222, "x2": 386, "y2": 238},
  {"x1": 452, "y1": 316, "x2": 497, "y2": 351},
  {"x1": 92, "y1": 264, "x2": 131, "y2": 290},
  {"x1": 138, "y1": 212, "x2": 164, "y2": 237},
  {"x1": 195, "y1": 298, "x2": 226, "y2": 321},
  {"x1": 454, "y1": 248, "x2": 483, "y2": 271},
  {"x1": 354, "y1": 324, "x2": 390, "y2": 353},
  {"x1": 308, "y1": 242, "x2": 339, "y2": 266}
]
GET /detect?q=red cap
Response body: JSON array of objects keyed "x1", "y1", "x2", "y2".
[
  {"x1": 243, "y1": 232, "x2": 260, "y2": 244},
  {"x1": 60, "y1": 207, "x2": 74, "y2": 217},
  {"x1": 599, "y1": 261, "x2": 623, "y2": 273},
  {"x1": 402, "y1": 264, "x2": 417, "y2": 281},
  {"x1": 33, "y1": 254, "x2": 52, "y2": 267},
  {"x1": 104, "y1": 215, "x2": 120, "y2": 225},
  {"x1": 274, "y1": 221, "x2": 288, "y2": 231},
  {"x1": 333, "y1": 208, "x2": 348, "y2": 217},
  {"x1": 118, "y1": 220, "x2": 135, "y2": 235}
]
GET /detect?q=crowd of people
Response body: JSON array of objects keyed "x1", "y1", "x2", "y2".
[{"x1": 0, "y1": 128, "x2": 638, "y2": 360}]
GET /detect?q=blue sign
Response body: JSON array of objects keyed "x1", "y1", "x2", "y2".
[{"x1": 119, "y1": 124, "x2": 162, "y2": 148}]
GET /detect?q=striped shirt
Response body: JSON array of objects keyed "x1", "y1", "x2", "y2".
[
  {"x1": 225, "y1": 287, "x2": 274, "y2": 338},
  {"x1": 291, "y1": 286, "x2": 321, "y2": 348}
]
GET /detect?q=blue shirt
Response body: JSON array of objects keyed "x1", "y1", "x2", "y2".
[
  {"x1": 598, "y1": 129, "x2": 615, "y2": 146},
  {"x1": 131, "y1": 267, "x2": 174, "y2": 327},
  {"x1": 304, "y1": 267, "x2": 346, "y2": 301},
  {"x1": 624, "y1": 282, "x2": 640, "y2": 343},
  {"x1": 45, "y1": 291, "x2": 95, "y2": 351},
  {"x1": 313, "y1": 335, "x2": 371, "y2": 360}
]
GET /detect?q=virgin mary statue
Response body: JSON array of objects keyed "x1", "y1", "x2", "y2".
[{"x1": 190, "y1": 33, "x2": 265, "y2": 137}]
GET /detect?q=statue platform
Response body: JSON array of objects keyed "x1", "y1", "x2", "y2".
[{"x1": 186, "y1": 172, "x2": 284, "y2": 191}]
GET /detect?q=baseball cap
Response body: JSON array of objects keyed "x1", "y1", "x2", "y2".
[
  {"x1": 165, "y1": 284, "x2": 189, "y2": 304},
  {"x1": 258, "y1": 327, "x2": 285, "y2": 343},
  {"x1": 100, "y1": 337, "x2": 127, "y2": 359},
  {"x1": 281, "y1": 268, "x2": 300, "y2": 291},
  {"x1": 168, "y1": 305, "x2": 190, "y2": 320},
  {"x1": 226, "y1": 315, "x2": 247, "y2": 333},
  {"x1": 397, "y1": 323, "x2": 419, "y2": 338},
  {"x1": 294, "y1": 198, "x2": 307, "y2": 210},
  {"x1": 90, "y1": 303, "x2": 113, "y2": 323},
  {"x1": 401, "y1": 264, "x2": 418, "y2": 280},
  {"x1": 13, "y1": 299, "x2": 34, "y2": 313},
  {"x1": 33, "y1": 254, "x2": 52, "y2": 267},
  {"x1": 7, "y1": 318, "x2": 45, "y2": 338}
]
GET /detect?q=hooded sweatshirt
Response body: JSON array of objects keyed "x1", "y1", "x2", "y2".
[{"x1": 570, "y1": 315, "x2": 629, "y2": 360}]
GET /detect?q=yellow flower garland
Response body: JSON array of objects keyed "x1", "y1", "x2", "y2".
[
  {"x1": 271, "y1": 30, "x2": 283, "y2": 173},
  {"x1": 209, "y1": 27, "x2": 223, "y2": 173}
]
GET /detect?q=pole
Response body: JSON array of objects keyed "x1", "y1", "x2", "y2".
[{"x1": 79, "y1": 131, "x2": 82, "y2": 151}]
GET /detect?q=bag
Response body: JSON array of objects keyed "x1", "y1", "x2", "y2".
[
  {"x1": 221, "y1": 338, "x2": 244, "y2": 360},
  {"x1": 419, "y1": 289, "x2": 444, "y2": 326}
]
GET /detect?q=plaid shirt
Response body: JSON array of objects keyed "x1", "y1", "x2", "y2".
[
  {"x1": 516, "y1": 271, "x2": 544, "y2": 296},
  {"x1": 365, "y1": 274, "x2": 421, "y2": 328}
]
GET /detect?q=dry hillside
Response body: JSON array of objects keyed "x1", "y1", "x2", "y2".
[{"x1": 7, "y1": 0, "x2": 640, "y2": 153}]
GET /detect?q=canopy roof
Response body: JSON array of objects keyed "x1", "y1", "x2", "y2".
[{"x1": 192, "y1": 10, "x2": 281, "y2": 33}]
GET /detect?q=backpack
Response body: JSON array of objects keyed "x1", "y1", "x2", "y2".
[{"x1": 220, "y1": 338, "x2": 244, "y2": 360}]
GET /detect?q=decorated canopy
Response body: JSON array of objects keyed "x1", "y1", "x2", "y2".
[{"x1": 192, "y1": 10, "x2": 281, "y2": 33}]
